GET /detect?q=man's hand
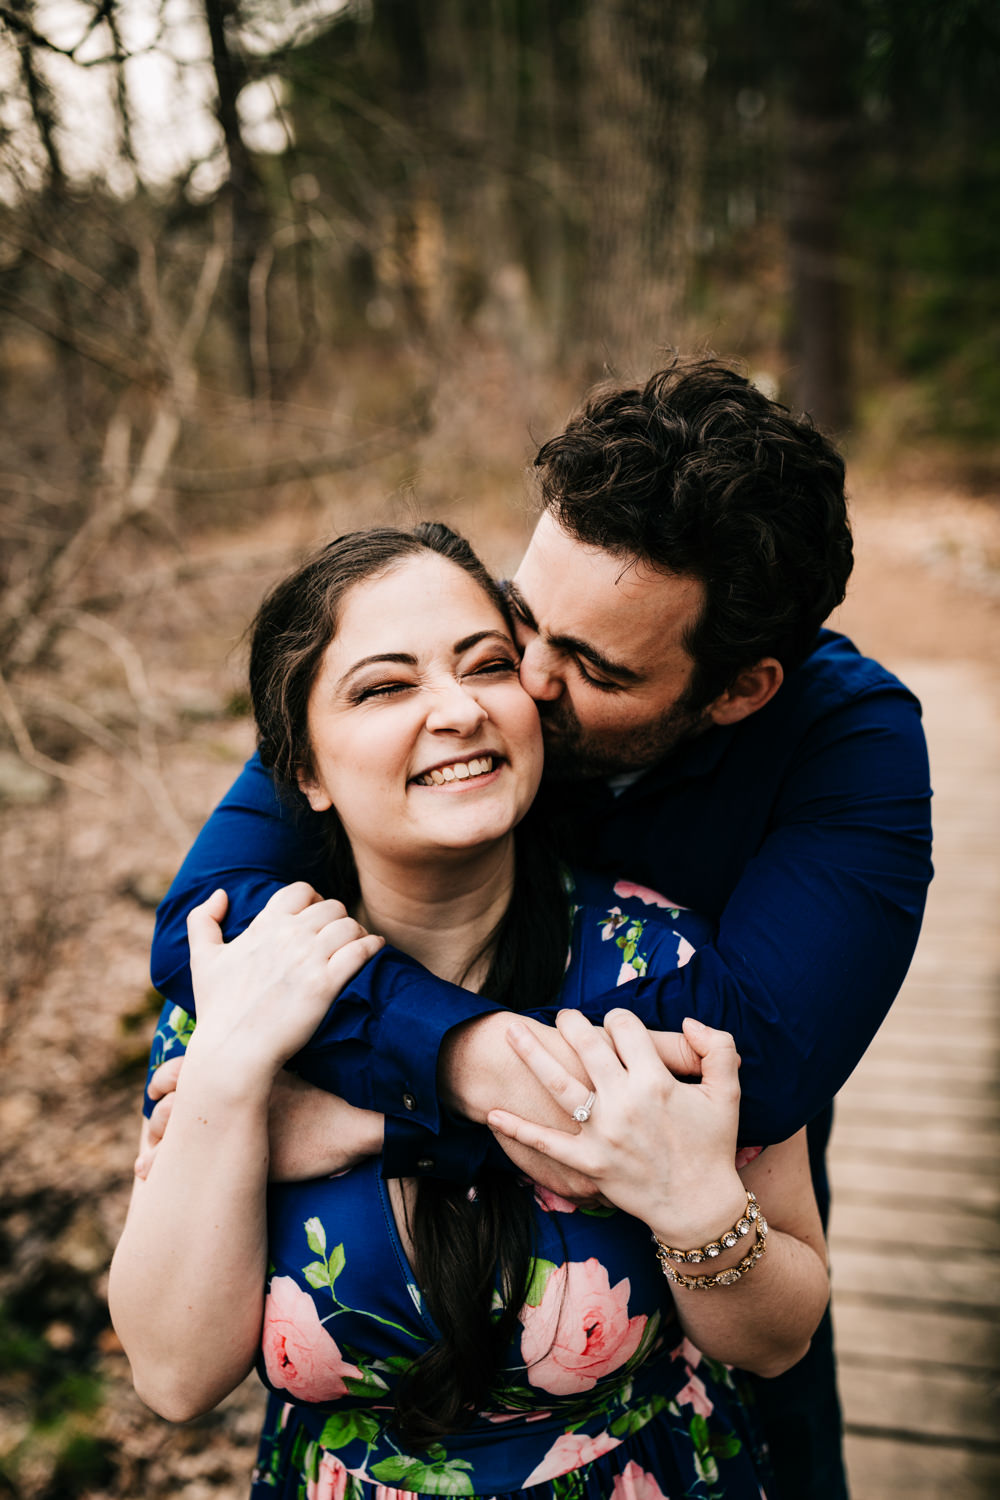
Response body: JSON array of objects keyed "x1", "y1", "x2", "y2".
[
  {"x1": 135, "y1": 1056, "x2": 384, "y2": 1182},
  {"x1": 438, "y1": 1010, "x2": 703, "y2": 1204}
]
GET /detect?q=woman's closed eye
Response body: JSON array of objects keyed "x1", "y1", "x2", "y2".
[
  {"x1": 353, "y1": 679, "x2": 414, "y2": 703},
  {"x1": 467, "y1": 655, "x2": 520, "y2": 679}
]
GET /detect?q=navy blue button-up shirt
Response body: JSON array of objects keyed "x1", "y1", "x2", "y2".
[{"x1": 151, "y1": 629, "x2": 932, "y2": 1199}]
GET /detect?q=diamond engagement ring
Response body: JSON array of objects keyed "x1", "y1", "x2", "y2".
[{"x1": 573, "y1": 1090, "x2": 596, "y2": 1124}]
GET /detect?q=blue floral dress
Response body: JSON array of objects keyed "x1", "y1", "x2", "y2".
[{"x1": 146, "y1": 872, "x2": 770, "y2": 1500}]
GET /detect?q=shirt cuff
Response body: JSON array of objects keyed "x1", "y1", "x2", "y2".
[
  {"x1": 292, "y1": 946, "x2": 504, "y2": 1132},
  {"x1": 381, "y1": 1113, "x2": 494, "y2": 1181}
]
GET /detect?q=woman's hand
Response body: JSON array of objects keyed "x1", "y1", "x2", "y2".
[
  {"x1": 135, "y1": 1056, "x2": 385, "y2": 1182},
  {"x1": 487, "y1": 1009, "x2": 745, "y2": 1247},
  {"x1": 185, "y1": 883, "x2": 384, "y2": 1083}
]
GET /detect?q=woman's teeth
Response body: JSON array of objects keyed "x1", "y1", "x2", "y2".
[{"x1": 415, "y1": 756, "x2": 494, "y2": 786}]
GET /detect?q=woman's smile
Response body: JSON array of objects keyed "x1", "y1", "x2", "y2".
[{"x1": 411, "y1": 753, "x2": 501, "y2": 787}]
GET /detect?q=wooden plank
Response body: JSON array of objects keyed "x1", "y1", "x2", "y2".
[
  {"x1": 829, "y1": 1197, "x2": 1000, "y2": 1254},
  {"x1": 827, "y1": 1156, "x2": 1000, "y2": 1208},
  {"x1": 858, "y1": 1036, "x2": 999, "y2": 1067},
  {"x1": 836, "y1": 1087, "x2": 1000, "y2": 1124},
  {"x1": 837, "y1": 1063, "x2": 1000, "y2": 1100},
  {"x1": 830, "y1": 1119, "x2": 1000, "y2": 1162},
  {"x1": 843, "y1": 1431, "x2": 1000, "y2": 1500},
  {"x1": 833, "y1": 1296, "x2": 1000, "y2": 1370},
  {"x1": 837, "y1": 1360, "x2": 1000, "y2": 1446},
  {"x1": 861, "y1": 1035, "x2": 1000, "y2": 1067},
  {"x1": 830, "y1": 1244, "x2": 1000, "y2": 1312}
]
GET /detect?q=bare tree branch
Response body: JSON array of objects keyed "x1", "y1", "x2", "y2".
[
  {"x1": 162, "y1": 419, "x2": 429, "y2": 493},
  {"x1": 0, "y1": 289, "x2": 151, "y2": 385},
  {"x1": 25, "y1": 685, "x2": 192, "y2": 847},
  {"x1": 0, "y1": 668, "x2": 109, "y2": 794}
]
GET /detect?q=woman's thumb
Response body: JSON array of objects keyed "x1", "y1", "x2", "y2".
[
  {"x1": 186, "y1": 888, "x2": 228, "y2": 951},
  {"x1": 681, "y1": 1016, "x2": 740, "y2": 1090}
]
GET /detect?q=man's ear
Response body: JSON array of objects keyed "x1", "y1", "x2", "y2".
[
  {"x1": 296, "y1": 768, "x2": 333, "y2": 812},
  {"x1": 707, "y1": 658, "x2": 784, "y2": 727}
]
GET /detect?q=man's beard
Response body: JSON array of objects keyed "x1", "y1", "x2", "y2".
[{"x1": 538, "y1": 694, "x2": 710, "y2": 782}]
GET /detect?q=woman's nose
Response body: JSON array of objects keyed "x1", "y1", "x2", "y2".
[
  {"x1": 425, "y1": 680, "x2": 489, "y2": 734},
  {"x1": 518, "y1": 637, "x2": 564, "y2": 702}
]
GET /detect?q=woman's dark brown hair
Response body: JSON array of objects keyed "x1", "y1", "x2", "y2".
[{"x1": 249, "y1": 522, "x2": 568, "y2": 1446}]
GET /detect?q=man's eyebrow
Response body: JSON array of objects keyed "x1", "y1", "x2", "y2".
[
  {"x1": 505, "y1": 582, "x2": 642, "y2": 684},
  {"x1": 554, "y1": 634, "x2": 643, "y2": 683},
  {"x1": 504, "y1": 582, "x2": 538, "y2": 631}
]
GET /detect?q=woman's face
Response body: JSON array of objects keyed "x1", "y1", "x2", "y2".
[{"x1": 299, "y1": 552, "x2": 544, "y2": 869}]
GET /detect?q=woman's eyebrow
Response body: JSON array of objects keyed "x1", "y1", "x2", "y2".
[
  {"x1": 337, "y1": 652, "x2": 416, "y2": 688},
  {"x1": 454, "y1": 629, "x2": 515, "y2": 653}
]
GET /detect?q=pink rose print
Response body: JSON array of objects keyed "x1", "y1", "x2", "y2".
[
  {"x1": 307, "y1": 1452, "x2": 349, "y2": 1500},
  {"x1": 676, "y1": 936, "x2": 695, "y2": 968},
  {"x1": 670, "y1": 1335, "x2": 703, "y2": 1370},
  {"x1": 611, "y1": 1460, "x2": 671, "y2": 1500},
  {"x1": 613, "y1": 881, "x2": 685, "y2": 909},
  {"x1": 735, "y1": 1145, "x2": 764, "y2": 1170},
  {"x1": 522, "y1": 1428, "x2": 623, "y2": 1484},
  {"x1": 676, "y1": 1372, "x2": 714, "y2": 1418},
  {"x1": 520, "y1": 1258, "x2": 647, "y2": 1395},
  {"x1": 534, "y1": 1184, "x2": 579, "y2": 1214},
  {"x1": 616, "y1": 961, "x2": 639, "y2": 987},
  {"x1": 262, "y1": 1276, "x2": 362, "y2": 1401}
]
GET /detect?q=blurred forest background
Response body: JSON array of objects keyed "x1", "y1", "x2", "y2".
[{"x1": 0, "y1": 1, "x2": 999, "y2": 1497}]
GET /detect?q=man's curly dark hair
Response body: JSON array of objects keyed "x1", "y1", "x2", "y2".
[{"x1": 534, "y1": 359, "x2": 853, "y2": 708}]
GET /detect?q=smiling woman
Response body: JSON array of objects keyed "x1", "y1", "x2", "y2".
[
  {"x1": 109, "y1": 521, "x2": 829, "y2": 1500},
  {"x1": 294, "y1": 552, "x2": 543, "y2": 875}
]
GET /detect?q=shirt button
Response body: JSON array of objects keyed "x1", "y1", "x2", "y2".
[
  {"x1": 416, "y1": 1158, "x2": 435, "y2": 1172},
  {"x1": 402, "y1": 1092, "x2": 417, "y2": 1111}
]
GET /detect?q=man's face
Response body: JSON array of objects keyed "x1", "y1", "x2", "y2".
[{"x1": 509, "y1": 511, "x2": 710, "y2": 779}]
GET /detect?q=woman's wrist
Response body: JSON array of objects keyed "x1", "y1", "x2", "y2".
[
  {"x1": 646, "y1": 1173, "x2": 749, "y2": 1260},
  {"x1": 181, "y1": 1032, "x2": 278, "y2": 1107}
]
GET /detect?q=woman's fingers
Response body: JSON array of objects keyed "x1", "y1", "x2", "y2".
[
  {"x1": 262, "y1": 881, "x2": 325, "y2": 915},
  {"x1": 292, "y1": 896, "x2": 354, "y2": 936},
  {"x1": 134, "y1": 1093, "x2": 176, "y2": 1179},
  {"x1": 325, "y1": 933, "x2": 385, "y2": 994},
  {"x1": 487, "y1": 1107, "x2": 590, "y2": 1170},
  {"x1": 681, "y1": 1017, "x2": 741, "y2": 1100},
  {"x1": 148, "y1": 1055, "x2": 184, "y2": 1102},
  {"x1": 504, "y1": 1019, "x2": 592, "y2": 1119},
  {"x1": 647, "y1": 1028, "x2": 704, "y2": 1079},
  {"x1": 314, "y1": 913, "x2": 371, "y2": 961},
  {"x1": 600, "y1": 1008, "x2": 673, "y2": 1083}
]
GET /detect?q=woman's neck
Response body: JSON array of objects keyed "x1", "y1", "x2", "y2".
[{"x1": 353, "y1": 835, "x2": 515, "y2": 990}]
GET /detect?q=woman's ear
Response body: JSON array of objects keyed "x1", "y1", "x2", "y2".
[
  {"x1": 707, "y1": 658, "x2": 783, "y2": 727},
  {"x1": 296, "y1": 768, "x2": 333, "y2": 812}
]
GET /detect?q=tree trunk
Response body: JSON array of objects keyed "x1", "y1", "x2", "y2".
[{"x1": 783, "y1": 0, "x2": 857, "y2": 432}]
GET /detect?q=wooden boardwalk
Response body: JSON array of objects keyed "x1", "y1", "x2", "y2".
[{"x1": 829, "y1": 660, "x2": 1000, "y2": 1497}]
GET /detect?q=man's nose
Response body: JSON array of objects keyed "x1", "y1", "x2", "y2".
[{"x1": 518, "y1": 638, "x2": 564, "y2": 702}]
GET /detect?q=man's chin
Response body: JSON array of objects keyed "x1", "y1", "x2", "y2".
[{"x1": 540, "y1": 734, "x2": 640, "y2": 782}]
